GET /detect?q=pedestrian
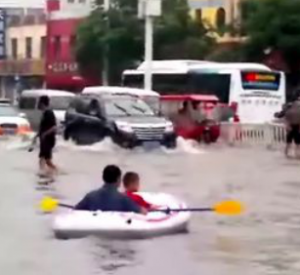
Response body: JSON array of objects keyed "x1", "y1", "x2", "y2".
[
  {"x1": 36, "y1": 95, "x2": 58, "y2": 177},
  {"x1": 284, "y1": 100, "x2": 300, "y2": 158}
]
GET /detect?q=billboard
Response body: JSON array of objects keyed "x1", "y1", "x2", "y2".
[{"x1": 0, "y1": 9, "x2": 6, "y2": 59}]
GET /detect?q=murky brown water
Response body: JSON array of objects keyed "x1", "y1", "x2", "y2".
[{"x1": 1, "y1": 138, "x2": 300, "y2": 275}]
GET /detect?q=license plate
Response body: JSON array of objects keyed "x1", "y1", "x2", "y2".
[
  {"x1": 3, "y1": 129, "x2": 16, "y2": 135},
  {"x1": 143, "y1": 141, "x2": 160, "y2": 150}
]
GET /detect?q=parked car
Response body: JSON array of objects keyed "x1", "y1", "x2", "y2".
[
  {"x1": 64, "y1": 91, "x2": 176, "y2": 148},
  {"x1": 18, "y1": 89, "x2": 75, "y2": 131},
  {"x1": 0, "y1": 103, "x2": 31, "y2": 136}
]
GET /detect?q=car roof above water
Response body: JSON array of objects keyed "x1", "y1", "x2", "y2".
[
  {"x1": 21, "y1": 89, "x2": 75, "y2": 98},
  {"x1": 82, "y1": 86, "x2": 159, "y2": 97}
]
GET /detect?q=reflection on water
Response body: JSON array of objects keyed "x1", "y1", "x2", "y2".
[{"x1": 89, "y1": 238, "x2": 139, "y2": 273}]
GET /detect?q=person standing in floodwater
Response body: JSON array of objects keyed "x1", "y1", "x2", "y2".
[
  {"x1": 37, "y1": 95, "x2": 58, "y2": 176},
  {"x1": 284, "y1": 100, "x2": 300, "y2": 158}
]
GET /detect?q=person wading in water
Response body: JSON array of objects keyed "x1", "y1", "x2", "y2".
[
  {"x1": 284, "y1": 100, "x2": 300, "y2": 158},
  {"x1": 35, "y1": 95, "x2": 58, "y2": 177}
]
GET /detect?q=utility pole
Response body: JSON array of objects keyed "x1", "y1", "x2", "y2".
[
  {"x1": 144, "y1": 10, "x2": 153, "y2": 91},
  {"x1": 138, "y1": 0, "x2": 161, "y2": 91},
  {"x1": 102, "y1": 0, "x2": 110, "y2": 86}
]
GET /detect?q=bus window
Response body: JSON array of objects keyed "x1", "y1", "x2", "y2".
[
  {"x1": 188, "y1": 72, "x2": 231, "y2": 103},
  {"x1": 123, "y1": 74, "x2": 188, "y2": 94},
  {"x1": 122, "y1": 74, "x2": 143, "y2": 88}
]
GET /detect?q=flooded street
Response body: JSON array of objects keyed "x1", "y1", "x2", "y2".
[{"x1": 1, "y1": 138, "x2": 300, "y2": 275}]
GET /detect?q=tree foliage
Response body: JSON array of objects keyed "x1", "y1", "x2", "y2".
[
  {"x1": 241, "y1": 0, "x2": 300, "y2": 75},
  {"x1": 75, "y1": 0, "x2": 215, "y2": 84},
  {"x1": 76, "y1": 0, "x2": 142, "y2": 83}
]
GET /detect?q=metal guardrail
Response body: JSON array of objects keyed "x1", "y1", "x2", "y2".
[{"x1": 220, "y1": 122, "x2": 286, "y2": 149}]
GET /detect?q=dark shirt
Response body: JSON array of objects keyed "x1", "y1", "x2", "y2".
[
  {"x1": 39, "y1": 109, "x2": 56, "y2": 141},
  {"x1": 75, "y1": 184, "x2": 141, "y2": 213}
]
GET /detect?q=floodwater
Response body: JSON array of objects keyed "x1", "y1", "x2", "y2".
[{"x1": 1, "y1": 137, "x2": 300, "y2": 275}]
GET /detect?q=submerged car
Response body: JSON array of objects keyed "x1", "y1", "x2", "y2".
[{"x1": 64, "y1": 92, "x2": 176, "y2": 148}]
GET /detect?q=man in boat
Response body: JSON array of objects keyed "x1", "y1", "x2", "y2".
[{"x1": 75, "y1": 165, "x2": 143, "y2": 213}]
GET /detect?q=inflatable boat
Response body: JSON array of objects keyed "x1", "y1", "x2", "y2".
[{"x1": 53, "y1": 193, "x2": 191, "y2": 239}]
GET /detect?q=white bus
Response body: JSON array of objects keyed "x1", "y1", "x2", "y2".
[{"x1": 122, "y1": 60, "x2": 286, "y2": 123}]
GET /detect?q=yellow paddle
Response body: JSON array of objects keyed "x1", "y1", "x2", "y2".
[
  {"x1": 39, "y1": 196, "x2": 244, "y2": 215},
  {"x1": 40, "y1": 196, "x2": 74, "y2": 213}
]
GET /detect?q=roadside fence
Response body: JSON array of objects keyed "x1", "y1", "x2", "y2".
[{"x1": 220, "y1": 122, "x2": 286, "y2": 149}]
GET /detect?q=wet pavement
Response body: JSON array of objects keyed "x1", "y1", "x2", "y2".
[{"x1": 1, "y1": 137, "x2": 300, "y2": 275}]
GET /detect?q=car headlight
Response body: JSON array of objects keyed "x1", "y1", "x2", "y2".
[
  {"x1": 116, "y1": 123, "x2": 133, "y2": 133},
  {"x1": 165, "y1": 123, "x2": 174, "y2": 133}
]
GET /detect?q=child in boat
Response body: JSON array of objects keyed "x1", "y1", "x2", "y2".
[{"x1": 123, "y1": 172, "x2": 153, "y2": 210}]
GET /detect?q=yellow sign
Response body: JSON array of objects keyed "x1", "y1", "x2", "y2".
[{"x1": 255, "y1": 74, "x2": 276, "y2": 81}]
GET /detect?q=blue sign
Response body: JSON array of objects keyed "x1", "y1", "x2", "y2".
[{"x1": 0, "y1": 9, "x2": 6, "y2": 59}]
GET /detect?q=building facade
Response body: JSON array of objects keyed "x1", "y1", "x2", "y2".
[
  {"x1": 189, "y1": 0, "x2": 242, "y2": 43},
  {"x1": 46, "y1": 0, "x2": 98, "y2": 91},
  {"x1": 0, "y1": 0, "x2": 46, "y2": 99}
]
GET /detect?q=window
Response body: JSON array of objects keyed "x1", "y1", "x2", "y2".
[
  {"x1": 25, "y1": 37, "x2": 32, "y2": 59},
  {"x1": 79, "y1": 0, "x2": 86, "y2": 3},
  {"x1": 11, "y1": 38, "x2": 18, "y2": 59},
  {"x1": 40, "y1": 36, "x2": 46, "y2": 58},
  {"x1": 50, "y1": 96, "x2": 74, "y2": 110},
  {"x1": 19, "y1": 97, "x2": 36, "y2": 109},
  {"x1": 53, "y1": 36, "x2": 61, "y2": 59},
  {"x1": 195, "y1": 9, "x2": 202, "y2": 23},
  {"x1": 23, "y1": 15, "x2": 35, "y2": 25},
  {"x1": 8, "y1": 15, "x2": 21, "y2": 27},
  {"x1": 216, "y1": 8, "x2": 226, "y2": 28},
  {"x1": 68, "y1": 0, "x2": 75, "y2": 3},
  {"x1": 0, "y1": 106, "x2": 19, "y2": 117}
]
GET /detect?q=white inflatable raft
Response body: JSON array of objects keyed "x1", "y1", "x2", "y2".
[{"x1": 53, "y1": 193, "x2": 191, "y2": 239}]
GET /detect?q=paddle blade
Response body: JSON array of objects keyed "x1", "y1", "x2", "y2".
[
  {"x1": 214, "y1": 201, "x2": 244, "y2": 215},
  {"x1": 40, "y1": 197, "x2": 58, "y2": 213}
]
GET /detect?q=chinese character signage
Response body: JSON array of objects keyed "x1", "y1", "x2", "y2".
[{"x1": 0, "y1": 9, "x2": 6, "y2": 59}]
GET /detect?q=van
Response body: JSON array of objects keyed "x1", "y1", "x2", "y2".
[{"x1": 18, "y1": 89, "x2": 75, "y2": 130}]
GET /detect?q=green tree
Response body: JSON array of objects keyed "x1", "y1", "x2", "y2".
[
  {"x1": 154, "y1": 0, "x2": 214, "y2": 59},
  {"x1": 75, "y1": 0, "x2": 215, "y2": 84},
  {"x1": 241, "y1": 0, "x2": 300, "y2": 83},
  {"x1": 76, "y1": 1, "x2": 143, "y2": 84}
]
